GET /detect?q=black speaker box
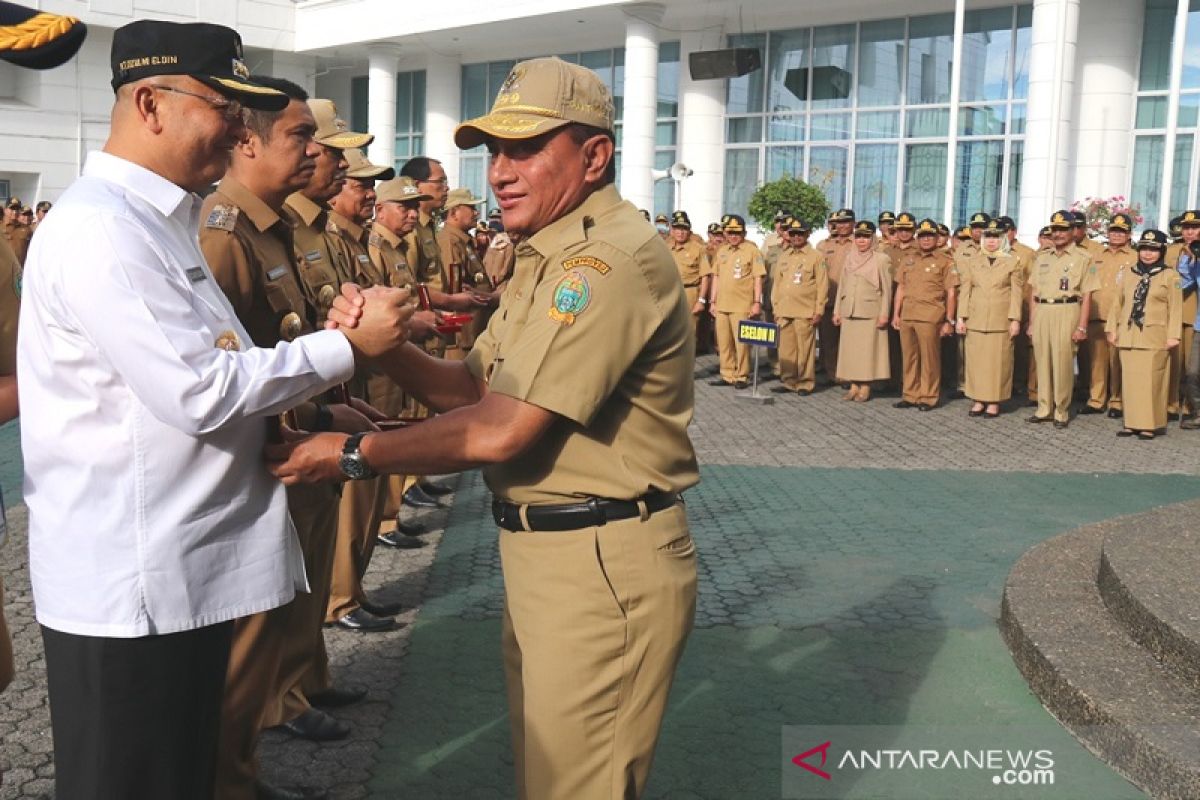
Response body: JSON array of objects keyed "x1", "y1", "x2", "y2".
[{"x1": 688, "y1": 48, "x2": 762, "y2": 80}]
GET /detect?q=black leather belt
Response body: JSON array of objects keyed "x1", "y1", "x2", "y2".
[
  {"x1": 492, "y1": 491, "x2": 679, "y2": 532},
  {"x1": 1036, "y1": 297, "x2": 1079, "y2": 304}
]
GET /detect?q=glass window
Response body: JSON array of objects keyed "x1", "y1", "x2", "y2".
[
  {"x1": 1136, "y1": 96, "x2": 1169, "y2": 129},
  {"x1": 1131, "y1": 135, "x2": 1165, "y2": 225},
  {"x1": 654, "y1": 149, "x2": 676, "y2": 216},
  {"x1": 1006, "y1": 140, "x2": 1024, "y2": 217},
  {"x1": 724, "y1": 149, "x2": 760, "y2": 219},
  {"x1": 1183, "y1": 3, "x2": 1200, "y2": 90},
  {"x1": 858, "y1": 110, "x2": 900, "y2": 139},
  {"x1": 728, "y1": 117, "x2": 764, "y2": 143},
  {"x1": 461, "y1": 63, "x2": 488, "y2": 119},
  {"x1": 767, "y1": 145, "x2": 804, "y2": 181},
  {"x1": 809, "y1": 146, "x2": 849, "y2": 207},
  {"x1": 857, "y1": 18, "x2": 905, "y2": 108},
  {"x1": 410, "y1": 71, "x2": 426, "y2": 133},
  {"x1": 1181, "y1": 93, "x2": 1200, "y2": 127},
  {"x1": 350, "y1": 76, "x2": 368, "y2": 133},
  {"x1": 853, "y1": 143, "x2": 900, "y2": 221},
  {"x1": 811, "y1": 113, "x2": 851, "y2": 141},
  {"x1": 960, "y1": 7, "x2": 1014, "y2": 102},
  {"x1": 811, "y1": 24, "x2": 855, "y2": 109},
  {"x1": 953, "y1": 140, "x2": 1005, "y2": 221},
  {"x1": 488, "y1": 60, "x2": 516, "y2": 100},
  {"x1": 1013, "y1": 5, "x2": 1032, "y2": 100},
  {"x1": 656, "y1": 121, "x2": 677, "y2": 147},
  {"x1": 907, "y1": 107, "x2": 950, "y2": 138},
  {"x1": 460, "y1": 156, "x2": 487, "y2": 211},
  {"x1": 1140, "y1": 0, "x2": 1175, "y2": 91},
  {"x1": 727, "y1": 33, "x2": 766, "y2": 114},
  {"x1": 658, "y1": 41, "x2": 680, "y2": 118},
  {"x1": 767, "y1": 114, "x2": 805, "y2": 142},
  {"x1": 907, "y1": 13, "x2": 955, "y2": 105},
  {"x1": 613, "y1": 48, "x2": 625, "y2": 121},
  {"x1": 580, "y1": 50, "x2": 612, "y2": 89},
  {"x1": 903, "y1": 143, "x2": 948, "y2": 220},
  {"x1": 1172, "y1": 134, "x2": 1194, "y2": 217},
  {"x1": 959, "y1": 105, "x2": 1006, "y2": 136},
  {"x1": 768, "y1": 28, "x2": 809, "y2": 114},
  {"x1": 395, "y1": 72, "x2": 412, "y2": 133},
  {"x1": 1010, "y1": 102, "x2": 1027, "y2": 136}
]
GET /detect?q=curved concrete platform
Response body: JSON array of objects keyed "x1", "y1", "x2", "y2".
[
  {"x1": 1098, "y1": 510, "x2": 1200, "y2": 694},
  {"x1": 1000, "y1": 503, "x2": 1200, "y2": 800}
]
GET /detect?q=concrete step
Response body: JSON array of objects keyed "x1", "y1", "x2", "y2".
[
  {"x1": 1098, "y1": 507, "x2": 1200, "y2": 694},
  {"x1": 1000, "y1": 517, "x2": 1200, "y2": 800}
]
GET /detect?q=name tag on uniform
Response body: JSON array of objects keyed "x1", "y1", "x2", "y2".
[
  {"x1": 267, "y1": 265, "x2": 289, "y2": 281},
  {"x1": 357, "y1": 254, "x2": 370, "y2": 264},
  {"x1": 1059, "y1": 277, "x2": 1069, "y2": 291},
  {"x1": 185, "y1": 266, "x2": 207, "y2": 283},
  {"x1": 304, "y1": 250, "x2": 322, "y2": 262}
]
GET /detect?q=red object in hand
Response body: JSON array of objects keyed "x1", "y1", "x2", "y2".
[
  {"x1": 436, "y1": 312, "x2": 474, "y2": 334},
  {"x1": 416, "y1": 283, "x2": 432, "y2": 311}
]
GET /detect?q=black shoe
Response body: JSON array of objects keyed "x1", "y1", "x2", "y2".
[
  {"x1": 1116, "y1": 428, "x2": 1135, "y2": 438},
  {"x1": 307, "y1": 684, "x2": 367, "y2": 709},
  {"x1": 1137, "y1": 430, "x2": 1157, "y2": 440},
  {"x1": 418, "y1": 480, "x2": 454, "y2": 496},
  {"x1": 968, "y1": 408, "x2": 984, "y2": 417},
  {"x1": 1107, "y1": 408, "x2": 1122, "y2": 419},
  {"x1": 1053, "y1": 420, "x2": 1069, "y2": 430},
  {"x1": 1181, "y1": 419, "x2": 1200, "y2": 430},
  {"x1": 1078, "y1": 405, "x2": 1103, "y2": 415},
  {"x1": 707, "y1": 378, "x2": 731, "y2": 386},
  {"x1": 796, "y1": 389, "x2": 812, "y2": 396},
  {"x1": 361, "y1": 598, "x2": 403, "y2": 617},
  {"x1": 277, "y1": 708, "x2": 350, "y2": 742},
  {"x1": 377, "y1": 530, "x2": 426, "y2": 549},
  {"x1": 397, "y1": 518, "x2": 427, "y2": 536},
  {"x1": 402, "y1": 485, "x2": 442, "y2": 509},
  {"x1": 333, "y1": 608, "x2": 397, "y2": 633},
  {"x1": 893, "y1": 400, "x2": 914, "y2": 409},
  {"x1": 256, "y1": 780, "x2": 329, "y2": 800},
  {"x1": 917, "y1": 403, "x2": 934, "y2": 412},
  {"x1": 733, "y1": 381, "x2": 749, "y2": 389},
  {"x1": 1026, "y1": 415, "x2": 1051, "y2": 424},
  {"x1": 770, "y1": 386, "x2": 793, "y2": 394}
]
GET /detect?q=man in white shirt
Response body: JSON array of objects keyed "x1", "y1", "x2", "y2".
[{"x1": 16, "y1": 21, "x2": 410, "y2": 800}]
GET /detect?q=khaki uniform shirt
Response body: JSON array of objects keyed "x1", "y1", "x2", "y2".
[
  {"x1": 404, "y1": 211, "x2": 447, "y2": 291},
  {"x1": 1089, "y1": 245, "x2": 1136, "y2": 322},
  {"x1": 1105, "y1": 267, "x2": 1184, "y2": 350},
  {"x1": 958, "y1": 240, "x2": 981, "y2": 261},
  {"x1": 882, "y1": 241, "x2": 918, "y2": 280},
  {"x1": 817, "y1": 235, "x2": 852, "y2": 288},
  {"x1": 705, "y1": 238, "x2": 724, "y2": 262},
  {"x1": 1078, "y1": 237, "x2": 1105, "y2": 258},
  {"x1": 483, "y1": 233, "x2": 517, "y2": 288},
  {"x1": 897, "y1": 250, "x2": 958, "y2": 323},
  {"x1": 367, "y1": 223, "x2": 417, "y2": 290},
  {"x1": 837, "y1": 252, "x2": 893, "y2": 320},
  {"x1": 1166, "y1": 241, "x2": 1200, "y2": 328},
  {"x1": 1030, "y1": 244, "x2": 1099, "y2": 302},
  {"x1": 712, "y1": 240, "x2": 766, "y2": 314},
  {"x1": 282, "y1": 194, "x2": 347, "y2": 319},
  {"x1": 199, "y1": 178, "x2": 316, "y2": 349},
  {"x1": 464, "y1": 185, "x2": 698, "y2": 505},
  {"x1": 2, "y1": 221, "x2": 30, "y2": 267},
  {"x1": 0, "y1": 236, "x2": 20, "y2": 376},
  {"x1": 770, "y1": 244, "x2": 828, "y2": 319},
  {"x1": 327, "y1": 210, "x2": 378, "y2": 286},
  {"x1": 957, "y1": 252, "x2": 1025, "y2": 332},
  {"x1": 439, "y1": 224, "x2": 489, "y2": 293},
  {"x1": 669, "y1": 237, "x2": 709, "y2": 288}
]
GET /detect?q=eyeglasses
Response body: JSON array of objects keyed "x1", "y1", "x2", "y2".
[
  {"x1": 419, "y1": 177, "x2": 449, "y2": 186},
  {"x1": 150, "y1": 85, "x2": 243, "y2": 120}
]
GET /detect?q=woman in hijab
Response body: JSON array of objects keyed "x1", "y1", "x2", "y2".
[
  {"x1": 832, "y1": 220, "x2": 892, "y2": 401},
  {"x1": 956, "y1": 219, "x2": 1025, "y2": 417},
  {"x1": 1105, "y1": 229, "x2": 1183, "y2": 439}
]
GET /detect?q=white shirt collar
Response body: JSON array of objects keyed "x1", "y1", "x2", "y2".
[{"x1": 83, "y1": 150, "x2": 196, "y2": 220}]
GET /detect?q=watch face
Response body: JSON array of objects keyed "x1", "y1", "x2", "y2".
[{"x1": 339, "y1": 451, "x2": 372, "y2": 480}]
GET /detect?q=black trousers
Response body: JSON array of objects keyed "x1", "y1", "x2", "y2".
[{"x1": 42, "y1": 620, "x2": 233, "y2": 800}]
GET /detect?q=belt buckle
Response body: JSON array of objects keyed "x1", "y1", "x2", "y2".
[{"x1": 586, "y1": 497, "x2": 606, "y2": 527}]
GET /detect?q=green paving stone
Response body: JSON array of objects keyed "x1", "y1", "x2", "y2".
[{"x1": 370, "y1": 466, "x2": 1200, "y2": 798}]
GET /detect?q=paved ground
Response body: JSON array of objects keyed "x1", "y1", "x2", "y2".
[{"x1": 2, "y1": 353, "x2": 1199, "y2": 798}]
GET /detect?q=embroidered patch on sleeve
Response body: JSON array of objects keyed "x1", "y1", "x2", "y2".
[
  {"x1": 562, "y1": 255, "x2": 611, "y2": 275},
  {"x1": 548, "y1": 270, "x2": 591, "y2": 326}
]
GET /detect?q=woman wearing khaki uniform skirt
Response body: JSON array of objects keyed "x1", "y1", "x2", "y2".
[
  {"x1": 833, "y1": 221, "x2": 893, "y2": 401},
  {"x1": 1106, "y1": 229, "x2": 1183, "y2": 440},
  {"x1": 956, "y1": 222, "x2": 1025, "y2": 417}
]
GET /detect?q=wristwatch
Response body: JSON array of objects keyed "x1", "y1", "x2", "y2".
[{"x1": 338, "y1": 433, "x2": 377, "y2": 481}]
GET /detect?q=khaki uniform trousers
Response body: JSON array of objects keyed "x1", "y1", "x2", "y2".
[
  {"x1": 1120, "y1": 348, "x2": 1170, "y2": 431},
  {"x1": 1085, "y1": 320, "x2": 1122, "y2": 411},
  {"x1": 1168, "y1": 323, "x2": 1196, "y2": 416},
  {"x1": 818, "y1": 304, "x2": 840, "y2": 380},
  {"x1": 1033, "y1": 304, "x2": 1079, "y2": 422},
  {"x1": 326, "y1": 476, "x2": 388, "y2": 621},
  {"x1": 499, "y1": 503, "x2": 696, "y2": 800},
  {"x1": 0, "y1": 576, "x2": 12, "y2": 692},
  {"x1": 714, "y1": 310, "x2": 751, "y2": 383},
  {"x1": 899, "y1": 320, "x2": 942, "y2": 405},
  {"x1": 216, "y1": 484, "x2": 339, "y2": 800},
  {"x1": 778, "y1": 317, "x2": 817, "y2": 391}
]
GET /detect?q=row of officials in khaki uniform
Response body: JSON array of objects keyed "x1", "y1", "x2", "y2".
[{"x1": 667, "y1": 205, "x2": 1192, "y2": 439}]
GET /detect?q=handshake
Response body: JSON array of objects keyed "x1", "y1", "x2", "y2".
[{"x1": 327, "y1": 283, "x2": 414, "y2": 360}]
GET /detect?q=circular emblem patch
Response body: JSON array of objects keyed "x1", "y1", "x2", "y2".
[
  {"x1": 214, "y1": 330, "x2": 242, "y2": 351},
  {"x1": 548, "y1": 270, "x2": 591, "y2": 326},
  {"x1": 318, "y1": 284, "x2": 336, "y2": 310},
  {"x1": 279, "y1": 311, "x2": 302, "y2": 342}
]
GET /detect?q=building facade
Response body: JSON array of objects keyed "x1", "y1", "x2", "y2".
[{"x1": 2, "y1": 0, "x2": 1198, "y2": 239}]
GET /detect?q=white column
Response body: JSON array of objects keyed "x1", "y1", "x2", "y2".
[
  {"x1": 677, "y1": 30, "x2": 726, "y2": 227},
  {"x1": 367, "y1": 45, "x2": 399, "y2": 171},
  {"x1": 1069, "y1": 0, "x2": 1144, "y2": 205},
  {"x1": 1018, "y1": 0, "x2": 1080, "y2": 240},
  {"x1": 943, "y1": 0, "x2": 966, "y2": 224},
  {"x1": 424, "y1": 51, "x2": 462, "y2": 188},
  {"x1": 1159, "y1": 0, "x2": 1190, "y2": 227},
  {"x1": 619, "y1": 3, "x2": 663, "y2": 211}
]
